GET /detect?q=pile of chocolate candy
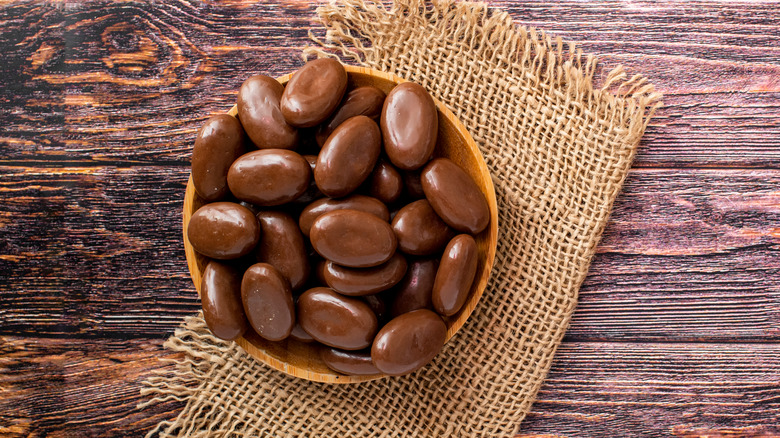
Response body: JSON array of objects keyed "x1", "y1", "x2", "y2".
[{"x1": 188, "y1": 59, "x2": 489, "y2": 376}]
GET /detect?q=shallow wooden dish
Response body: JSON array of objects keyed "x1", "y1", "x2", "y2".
[{"x1": 183, "y1": 65, "x2": 498, "y2": 383}]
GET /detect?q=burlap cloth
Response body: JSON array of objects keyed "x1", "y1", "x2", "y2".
[{"x1": 140, "y1": 0, "x2": 661, "y2": 436}]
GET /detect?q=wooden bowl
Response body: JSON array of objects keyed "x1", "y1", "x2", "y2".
[{"x1": 183, "y1": 65, "x2": 498, "y2": 383}]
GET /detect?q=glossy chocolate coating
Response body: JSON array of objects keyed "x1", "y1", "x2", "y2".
[
  {"x1": 403, "y1": 170, "x2": 426, "y2": 200},
  {"x1": 320, "y1": 348, "x2": 380, "y2": 376},
  {"x1": 255, "y1": 211, "x2": 310, "y2": 290},
  {"x1": 368, "y1": 159, "x2": 403, "y2": 204},
  {"x1": 310, "y1": 209, "x2": 397, "y2": 268},
  {"x1": 191, "y1": 114, "x2": 246, "y2": 202},
  {"x1": 380, "y1": 82, "x2": 438, "y2": 170},
  {"x1": 323, "y1": 252, "x2": 408, "y2": 296},
  {"x1": 280, "y1": 58, "x2": 348, "y2": 128},
  {"x1": 227, "y1": 149, "x2": 311, "y2": 206},
  {"x1": 432, "y1": 234, "x2": 478, "y2": 317},
  {"x1": 237, "y1": 75, "x2": 298, "y2": 149},
  {"x1": 290, "y1": 154, "x2": 324, "y2": 205},
  {"x1": 315, "y1": 115, "x2": 381, "y2": 198},
  {"x1": 188, "y1": 202, "x2": 260, "y2": 259},
  {"x1": 200, "y1": 261, "x2": 248, "y2": 341},
  {"x1": 390, "y1": 258, "x2": 438, "y2": 318},
  {"x1": 391, "y1": 199, "x2": 454, "y2": 256},
  {"x1": 298, "y1": 195, "x2": 389, "y2": 237},
  {"x1": 241, "y1": 263, "x2": 295, "y2": 341},
  {"x1": 362, "y1": 294, "x2": 388, "y2": 323},
  {"x1": 297, "y1": 287, "x2": 378, "y2": 350},
  {"x1": 315, "y1": 86, "x2": 386, "y2": 146},
  {"x1": 421, "y1": 158, "x2": 490, "y2": 234},
  {"x1": 371, "y1": 309, "x2": 447, "y2": 376},
  {"x1": 289, "y1": 323, "x2": 315, "y2": 343}
]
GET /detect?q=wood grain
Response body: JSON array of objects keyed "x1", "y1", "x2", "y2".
[
  {"x1": 0, "y1": 336, "x2": 183, "y2": 437},
  {"x1": 2, "y1": 337, "x2": 777, "y2": 437},
  {"x1": 1, "y1": 0, "x2": 779, "y2": 436},
  {"x1": 0, "y1": 0, "x2": 778, "y2": 167},
  {"x1": 2, "y1": 166, "x2": 777, "y2": 342}
]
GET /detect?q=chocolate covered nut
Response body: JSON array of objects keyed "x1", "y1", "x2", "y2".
[
  {"x1": 281, "y1": 58, "x2": 348, "y2": 128},
  {"x1": 381, "y1": 82, "x2": 438, "y2": 170},
  {"x1": 320, "y1": 348, "x2": 380, "y2": 376},
  {"x1": 242, "y1": 263, "x2": 295, "y2": 341},
  {"x1": 201, "y1": 261, "x2": 248, "y2": 341},
  {"x1": 421, "y1": 158, "x2": 490, "y2": 234},
  {"x1": 289, "y1": 323, "x2": 315, "y2": 343},
  {"x1": 188, "y1": 202, "x2": 260, "y2": 259},
  {"x1": 255, "y1": 211, "x2": 310, "y2": 290},
  {"x1": 315, "y1": 86, "x2": 386, "y2": 146},
  {"x1": 403, "y1": 170, "x2": 426, "y2": 200},
  {"x1": 227, "y1": 149, "x2": 311, "y2": 206},
  {"x1": 391, "y1": 199, "x2": 454, "y2": 256},
  {"x1": 191, "y1": 115, "x2": 246, "y2": 202},
  {"x1": 368, "y1": 159, "x2": 403, "y2": 204},
  {"x1": 298, "y1": 287, "x2": 378, "y2": 350},
  {"x1": 298, "y1": 195, "x2": 389, "y2": 237},
  {"x1": 361, "y1": 294, "x2": 389, "y2": 323},
  {"x1": 371, "y1": 309, "x2": 446, "y2": 376},
  {"x1": 315, "y1": 115, "x2": 381, "y2": 198},
  {"x1": 432, "y1": 234, "x2": 478, "y2": 317},
  {"x1": 237, "y1": 75, "x2": 298, "y2": 149},
  {"x1": 310, "y1": 209, "x2": 397, "y2": 268},
  {"x1": 390, "y1": 258, "x2": 438, "y2": 317},
  {"x1": 290, "y1": 154, "x2": 324, "y2": 206},
  {"x1": 323, "y1": 253, "x2": 407, "y2": 296}
]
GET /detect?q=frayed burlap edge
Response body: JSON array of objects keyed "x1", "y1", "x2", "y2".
[{"x1": 141, "y1": 1, "x2": 661, "y2": 436}]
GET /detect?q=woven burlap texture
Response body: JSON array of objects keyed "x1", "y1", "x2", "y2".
[{"x1": 140, "y1": 0, "x2": 661, "y2": 436}]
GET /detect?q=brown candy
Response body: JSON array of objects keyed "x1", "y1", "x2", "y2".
[
  {"x1": 289, "y1": 323, "x2": 315, "y2": 343},
  {"x1": 255, "y1": 211, "x2": 310, "y2": 290},
  {"x1": 402, "y1": 170, "x2": 426, "y2": 200},
  {"x1": 237, "y1": 75, "x2": 298, "y2": 149},
  {"x1": 315, "y1": 86, "x2": 386, "y2": 146},
  {"x1": 368, "y1": 159, "x2": 403, "y2": 204},
  {"x1": 281, "y1": 58, "x2": 348, "y2": 128},
  {"x1": 315, "y1": 115, "x2": 381, "y2": 198},
  {"x1": 200, "y1": 261, "x2": 248, "y2": 341},
  {"x1": 227, "y1": 149, "x2": 311, "y2": 206},
  {"x1": 390, "y1": 258, "x2": 438, "y2": 318},
  {"x1": 361, "y1": 294, "x2": 389, "y2": 323},
  {"x1": 187, "y1": 202, "x2": 260, "y2": 260},
  {"x1": 290, "y1": 154, "x2": 324, "y2": 206},
  {"x1": 298, "y1": 195, "x2": 389, "y2": 237},
  {"x1": 371, "y1": 309, "x2": 446, "y2": 376},
  {"x1": 297, "y1": 287, "x2": 378, "y2": 350},
  {"x1": 310, "y1": 209, "x2": 397, "y2": 268},
  {"x1": 432, "y1": 234, "x2": 478, "y2": 317},
  {"x1": 391, "y1": 199, "x2": 454, "y2": 256},
  {"x1": 191, "y1": 115, "x2": 246, "y2": 202},
  {"x1": 319, "y1": 348, "x2": 380, "y2": 376},
  {"x1": 381, "y1": 82, "x2": 438, "y2": 170},
  {"x1": 242, "y1": 263, "x2": 295, "y2": 341},
  {"x1": 323, "y1": 253, "x2": 407, "y2": 296},
  {"x1": 421, "y1": 158, "x2": 490, "y2": 234}
]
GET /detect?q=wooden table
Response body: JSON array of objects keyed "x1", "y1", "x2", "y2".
[{"x1": 1, "y1": 1, "x2": 778, "y2": 436}]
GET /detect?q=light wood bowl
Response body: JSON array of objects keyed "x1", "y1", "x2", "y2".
[{"x1": 183, "y1": 65, "x2": 498, "y2": 383}]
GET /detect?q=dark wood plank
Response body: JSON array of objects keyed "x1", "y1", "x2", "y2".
[
  {"x1": 0, "y1": 165, "x2": 200, "y2": 337},
  {"x1": 0, "y1": 0, "x2": 777, "y2": 167},
  {"x1": 519, "y1": 342, "x2": 780, "y2": 437},
  {"x1": 1, "y1": 166, "x2": 778, "y2": 341},
  {"x1": 0, "y1": 336, "x2": 183, "y2": 438},
  {"x1": 492, "y1": 0, "x2": 780, "y2": 169},
  {"x1": 3, "y1": 336, "x2": 778, "y2": 437}
]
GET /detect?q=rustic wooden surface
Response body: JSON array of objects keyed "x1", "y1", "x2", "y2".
[{"x1": 0, "y1": 0, "x2": 778, "y2": 436}]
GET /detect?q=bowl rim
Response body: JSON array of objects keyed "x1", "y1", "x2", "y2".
[{"x1": 183, "y1": 65, "x2": 499, "y2": 383}]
